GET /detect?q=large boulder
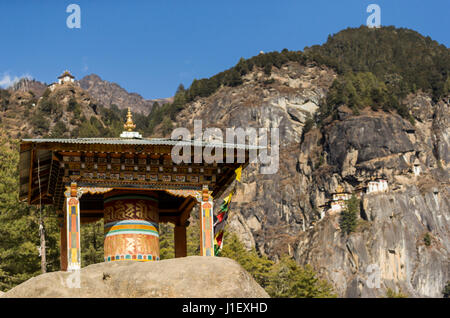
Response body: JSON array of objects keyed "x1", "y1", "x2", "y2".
[{"x1": 1, "y1": 256, "x2": 269, "y2": 298}]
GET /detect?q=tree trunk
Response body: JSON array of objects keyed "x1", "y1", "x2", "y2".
[{"x1": 39, "y1": 218, "x2": 47, "y2": 274}]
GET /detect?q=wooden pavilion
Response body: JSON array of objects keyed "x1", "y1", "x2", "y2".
[{"x1": 18, "y1": 109, "x2": 257, "y2": 271}]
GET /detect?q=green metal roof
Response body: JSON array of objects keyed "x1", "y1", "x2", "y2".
[{"x1": 21, "y1": 138, "x2": 265, "y2": 150}]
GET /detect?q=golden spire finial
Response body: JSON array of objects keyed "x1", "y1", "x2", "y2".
[{"x1": 124, "y1": 107, "x2": 136, "y2": 132}]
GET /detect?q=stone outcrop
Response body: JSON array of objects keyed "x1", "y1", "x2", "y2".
[
  {"x1": 325, "y1": 113, "x2": 415, "y2": 173},
  {"x1": 79, "y1": 74, "x2": 172, "y2": 115},
  {"x1": 9, "y1": 77, "x2": 47, "y2": 97},
  {"x1": 1, "y1": 256, "x2": 268, "y2": 298}
]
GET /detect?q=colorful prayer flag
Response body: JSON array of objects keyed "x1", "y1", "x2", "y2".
[
  {"x1": 214, "y1": 231, "x2": 224, "y2": 256},
  {"x1": 213, "y1": 165, "x2": 243, "y2": 255}
]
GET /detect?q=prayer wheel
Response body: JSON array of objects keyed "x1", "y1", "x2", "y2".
[{"x1": 103, "y1": 193, "x2": 160, "y2": 262}]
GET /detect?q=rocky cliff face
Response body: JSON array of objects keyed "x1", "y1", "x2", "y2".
[
  {"x1": 295, "y1": 185, "x2": 449, "y2": 297},
  {"x1": 79, "y1": 74, "x2": 172, "y2": 115},
  {"x1": 9, "y1": 78, "x2": 47, "y2": 97},
  {"x1": 171, "y1": 61, "x2": 449, "y2": 297},
  {"x1": 173, "y1": 61, "x2": 336, "y2": 254}
]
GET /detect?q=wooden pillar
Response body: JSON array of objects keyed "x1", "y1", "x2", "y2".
[
  {"x1": 64, "y1": 182, "x2": 81, "y2": 271},
  {"x1": 174, "y1": 199, "x2": 196, "y2": 258},
  {"x1": 174, "y1": 225, "x2": 187, "y2": 258},
  {"x1": 198, "y1": 185, "x2": 214, "y2": 256},
  {"x1": 60, "y1": 215, "x2": 68, "y2": 271}
]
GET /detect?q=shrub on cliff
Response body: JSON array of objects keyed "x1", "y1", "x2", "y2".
[
  {"x1": 443, "y1": 281, "x2": 450, "y2": 298},
  {"x1": 424, "y1": 232, "x2": 432, "y2": 246},
  {"x1": 0, "y1": 89, "x2": 10, "y2": 111},
  {"x1": 30, "y1": 112, "x2": 50, "y2": 134},
  {"x1": 50, "y1": 121, "x2": 68, "y2": 138},
  {"x1": 386, "y1": 288, "x2": 408, "y2": 298},
  {"x1": 67, "y1": 97, "x2": 82, "y2": 119}
]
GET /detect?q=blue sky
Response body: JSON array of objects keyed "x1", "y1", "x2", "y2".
[{"x1": 0, "y1": 0, "x2": 448, "y2": 99}]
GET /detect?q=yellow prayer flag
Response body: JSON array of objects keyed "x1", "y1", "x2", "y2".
[
  {"x1": 235, "y1": 166, "x2": 242, "y2": 182},
  {"x1": 224, "y1": 191, "x2": 233, "y2": 204}
]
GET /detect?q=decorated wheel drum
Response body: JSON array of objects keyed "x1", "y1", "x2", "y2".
[{"x1": 103, "y1": 193, "x2": 160, "y2": 262}]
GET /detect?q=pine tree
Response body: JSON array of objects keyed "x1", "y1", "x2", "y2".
[
  {"x1": 220, "y1": 232, "x2": 273, "y2": 289},
  {"x1": 339, "y1": 194, "x2": 359, "y2": 235},
  {"x1": 186, "y1": 220, "x2": 200, "y2": 256},
  {"x1": 444, "y1": 77, "x2": 450, "y2": 96},
  {"x1": 159, "y1": 223, "x2": 175, "y2": 260},
  {"x1": 219, "y1": 232, "x2": 336, "y2": 297},
  {"x1": 158, "y1": 218, "x2": 199, "y2": 259},
  {"x1": 266, "y1": 256, "x2": 336, "y2": 298},
  {"x1": 0, "y1": 138, "x2": 59, "y2": 291},
  {"x1": 81, "y1": 220, "x2": 104, "y2": 267}
]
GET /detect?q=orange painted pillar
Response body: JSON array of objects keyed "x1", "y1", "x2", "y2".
[
  {"x1": 64, "y1": 182, "x2": 81, "y2": 271},
  {"x1": 103, "y1": 193, "x2": 160, "y2": 262},
  {"x1": 199, "y1": 185, "x2": 214, "y2": 256}
]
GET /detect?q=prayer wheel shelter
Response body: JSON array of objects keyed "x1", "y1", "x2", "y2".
[{"x1": 18, "y1": 112, "x2": 258, "y2": 271}]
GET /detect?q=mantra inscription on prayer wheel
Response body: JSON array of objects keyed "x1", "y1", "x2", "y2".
[{"x1": 103, "y1": 194, "x2": 160, "y2": 262}]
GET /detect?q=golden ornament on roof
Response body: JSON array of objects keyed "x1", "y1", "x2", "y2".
[{"x1": 124, "y1": 107, "x2": 136, "y2": 132}]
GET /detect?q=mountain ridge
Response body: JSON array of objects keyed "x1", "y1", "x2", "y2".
[
  {"x1": 78, "y1": 73, "x2": 173, "y2": 115},
  {"x1": 7, "y1": 73, "x2": 173, "y2": 116}
]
